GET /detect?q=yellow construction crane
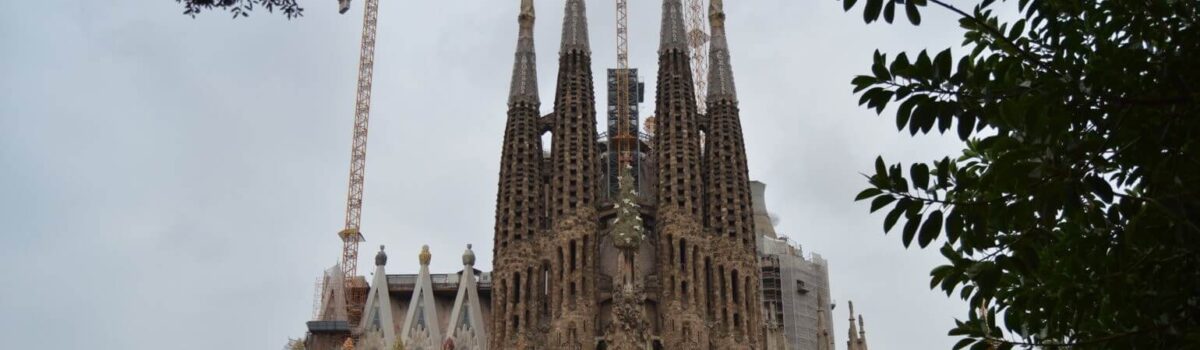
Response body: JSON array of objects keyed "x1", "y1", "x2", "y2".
[
  {"x1": 336, "y1": 0, "x2": 378, "y2": 319},
  {"x1": 686, "y1": 0, "x2": 709, "y2": 113},
  {"x1": 613, "y1": 0, "x2": 635, "y2": 165}
]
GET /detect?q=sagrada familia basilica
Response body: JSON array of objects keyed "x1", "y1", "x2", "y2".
[{"x1": 302, "y1": 1, "x2": 872, "y2": 349}]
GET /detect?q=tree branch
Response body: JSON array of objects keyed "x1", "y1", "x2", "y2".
[{"x1": 928, "y1": 0, "x2": 1052, "y2": 74}]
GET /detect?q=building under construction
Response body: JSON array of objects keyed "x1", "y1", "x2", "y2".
[
  {"x1": 303, "y1": 183, "x2": 860, "y2": 350},
  {"x1": 301, "y1": 0, "x2": 871, "y2": 349}
]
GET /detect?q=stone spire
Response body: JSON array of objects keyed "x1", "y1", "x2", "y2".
[
  {"x1": 703, "y1": 0, "x2": 753, "y2": 245},
  {"x1": 446, "y1": 244, "x2": 487, "y2": 350},
  {"x1": 858, "y1": 315, "x2": 870, "y2": 350},
  {"x1": 707, "y1": 0, "x2": 737, "y2": 102},
  {"x1": 702, "y1": 2, "x2": 760, "y2": 344},
  {"x1": 847, "y1": 301, "x2": 869, "y2": 350},
  {"x1": 653, "y1": 0, "x2": 703, "y2": 219},
  {"x1": 492, "y1": 2, "x2": 547, "y2": 348},
  {"x1": 547, "y1": 0, "x2": 600, "y2": 346},
  {"x1": 654, "y1": 1, "x2": 708, "y2": 348},
  {"x1": 509, "y1": 0, "x2": 539, "y2": 105},
  {"x1": 659, "y1": 0, "x2": 688, "y2": 53},
  {"x1": 359, "y1": 245, "x2": 397, "y2": 346},
  {"x1": 549, "y1": 0, "x2": 598, "y2": 221},
  {"x1": 401, "y1": 245, "x2": 441, "y2": 349},
  {"x1": 847, "y1": 301, "x2": 859, "y2": 350},
  {"x1": 560, "y1": 0, "x2": 590, "y2": 53},
  {"x1": 816, "y1": 303, "x2": 834, "y2": 350}
]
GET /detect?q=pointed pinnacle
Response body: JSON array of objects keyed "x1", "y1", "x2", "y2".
[
  {"x1": 560, "y1": 0, "x2": 591, "y2": 54},
  {"x1": 659, "y1": 0, "x2": 688, "y2": 53},
  {"x1": 509, "y1": 0, "x2": 539, "y2": 105},
  {"x1": 707, "y1": 0, "x2": 737, "y2": 103}
]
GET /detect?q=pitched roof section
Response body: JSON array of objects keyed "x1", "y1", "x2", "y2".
[
  {"x1": 445, "y1": 245, "x2": 488, "y2": 349},
  {"x1": 560, "y1": 0, "x2": 590, "y2": 54},
  {"x1": 659, "y1": 0, "x2": 688, "y2": 53},
  {"x1": 357, "y1": 248, "x2": 397, "y2": 346},
  {"x1": 707, "y1": 0, "x2": 737, "y2": 102},
  {"x1": 509, "y1": 0, "x2": 539, "y2": 105},
  {"x1": 400, "y1": 246, "x2": 442, "y2": 349}
]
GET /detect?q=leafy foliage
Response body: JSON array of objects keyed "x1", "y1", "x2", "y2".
[
  {"x1": 284, "y1": 338, "x2": 305, "y2": 350},
  {"x1": 177, "y1": 0, "x2": 303, "y2": 19},
  {"x1": 844, "y1": 0, "x2": 1200, "y2": 348}
]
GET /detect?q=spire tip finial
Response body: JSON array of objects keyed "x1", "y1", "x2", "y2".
[
  {"x1": 462, "y1": 244, "x2": 476, "y2": 266},
  {"x1": 418, "y1": 245, "x2": 431, "y2": 266}
]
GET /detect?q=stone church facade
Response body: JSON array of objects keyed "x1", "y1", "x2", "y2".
[
  {"x1": 303, "y1": 1, "x2": 873, "y2": 349},
  {"x1": 490, "y1": 0, "x2": 763, "y2": 348}
]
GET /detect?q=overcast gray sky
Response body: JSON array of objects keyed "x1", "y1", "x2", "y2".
[{"x1": 1, "y1": 0, "x2": 974, "y2": 348}]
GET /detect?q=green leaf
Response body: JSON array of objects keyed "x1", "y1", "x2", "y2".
[
  {"x1": 936, "y1": 157, "x2": 951, "y2": 186},
  {"x1": 864, "y1": 0, "x2": 883, "y2": 23},
  {"x1": 890, "y1": 52, "x2": 912, "y2": 76},
  {"x1": 902, "y1": 213, "x2": 921, "y2": 247},
  {"x1": 872, "y1": 90, "x2": 895, "y2": 114},
  {"x1": 930, "y1": 264, "x2": 953, "y2": 288},
  {"x1": 1087, "y1": 176, "x2": 1114, "y2": 203},
  {"x1": 884, "y1": 199, "x2": 908, "y2": 232},
  {"x1": 935, "y1": 49, "x2": 952, "y2": 78},
  {"x1": 851, "y1": 75, "x2": 876, "y2": 93},
  {"x1": 843, "y1": 0, "x2": 859, "y2": 11},
  {"x1": 906, "y1": 198, "x2": 924, "y2": 217},
  {"x1": 937, "y1": 102, "x2": 955, "y2": 132},
  {"x1": 915, "y1": 50, "x2": 932, "y2": 76},
  {"x1": 875, "y1": 156, "x2": 887, "y2": 178},
  {"x1": 855, "y1": 188, "x2": 883, "y2": 201},
  {"x1": 946, "y1": 209, "x2": 963, "y2": 243},
  {"x1": 870, "y1": 195, "x2": 897, "y2": 213},
  {"x1": 912, "y1": 163, "x2": 930, "y2": 190},
  {"x1": 872, "y1": 62, "x2": 891, "y2": 81},
  {"x1": 918, "y1": 210, "x2": 943, "y2": 248},
  {"x1": 883, "y1": 0, "x2": 895, "y2": 23},
  {"x1": 858, "y1": 88, "x2": 876, "y2": 106},
  {"x1": 957, "y1": 113, "x2": 976, "y2": 140},
  {"x1": 1009, "y1": 19, "x2": 1026, "y2": 40},
  {"x1": 913, "y1": 100, "x2": 936, "y2": 135},
  {"x1": 896, "y1": 97, "x2": 918, "y2": 131},
  {"x1": 889, "y1": 165, "x2": 908, "y2": 192},
  {"x1": 970, "y1": 340, "x2": 991, "y2": 350},
  {"x1": 953, "y1": 338, "x2": 976, "y2": 350},
  {"x1": 905, "y1": 0, "x2": 921, "y2": 25}
]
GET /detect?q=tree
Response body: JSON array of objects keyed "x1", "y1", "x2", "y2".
[
  {"x1": 843, "y1": 0, "x2": 1199, "y2": 348},
  {"x1": 284, "y1": 338, "x2": 305, "y2": 350},
  {"x1": 177, "y1": 0, "x2": 304, "y2": 19}
]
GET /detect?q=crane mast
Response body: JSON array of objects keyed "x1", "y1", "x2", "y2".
[
  {"x1": 686, "y1": 0, "x2": 709, "y2": 113},
  {"x1": 613, "y1": 0, "x2": 634, "y2": 165},
  {"x1": 338, "y1": 0, "x2": 378, "y2": 295}
]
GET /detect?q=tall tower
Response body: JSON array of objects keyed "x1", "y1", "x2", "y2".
[
  {"x1": 490, "y1": 1, "x2": 545, "y2": 348},
  {"x1": 654, "y1": 0, "x2": 709, "y2": 348},
  {"x1": 547, "y1": 0, "x2": 599, "y2": 348},
  {"x1": 487, "y1": 1, "x2": 768, "y2": 349},
  {"x1": 703, "y1": 1, "x2": 762, "y2": 348}
]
